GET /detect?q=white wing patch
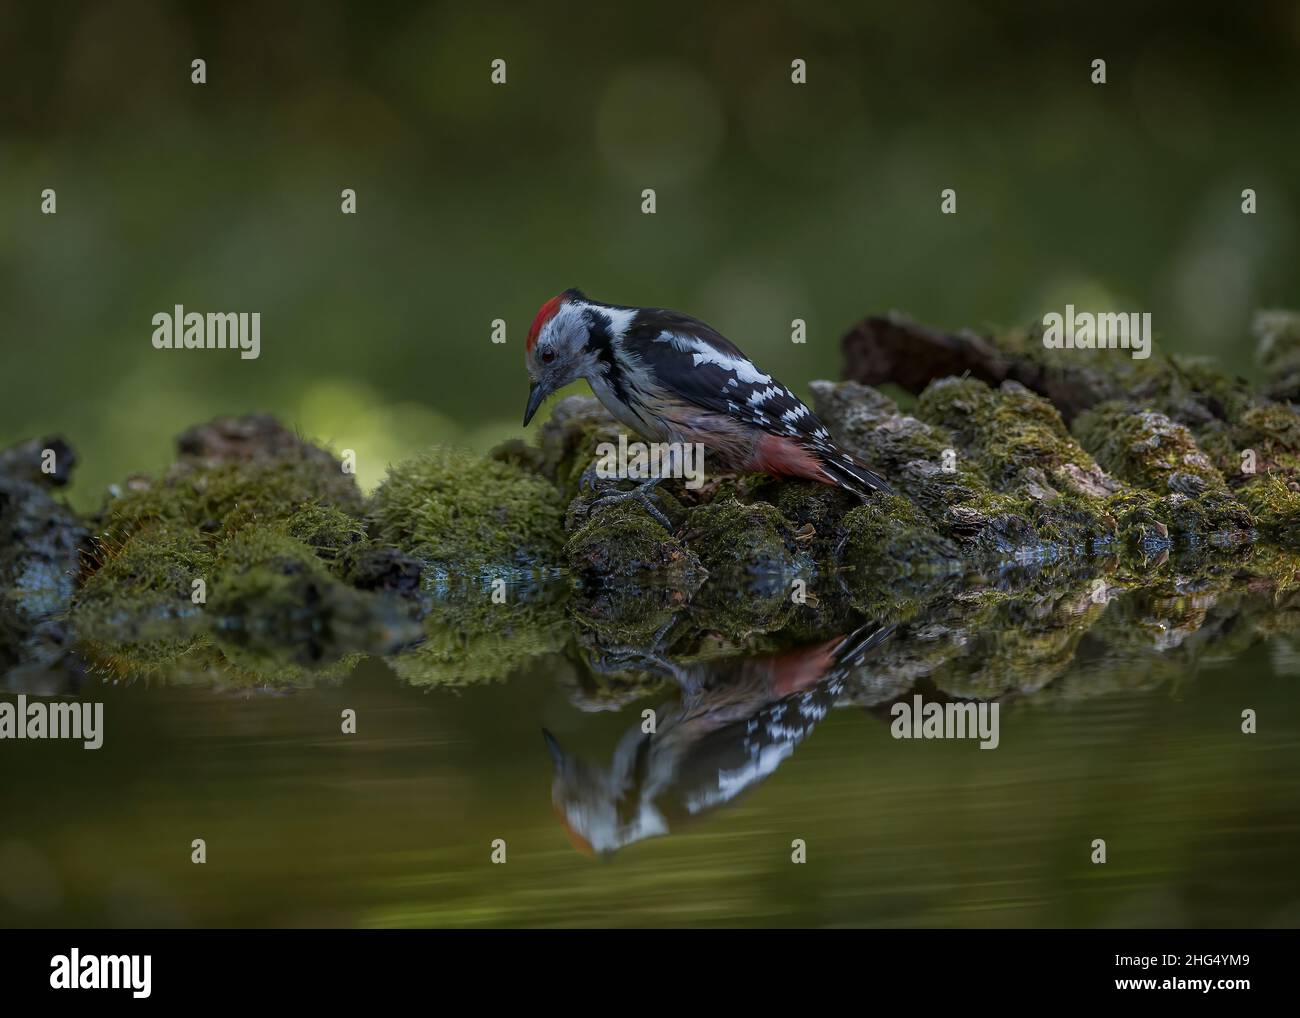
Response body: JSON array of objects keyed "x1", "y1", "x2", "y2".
[
  {"x1": 653, "y1": 330, "x2": 772, "y2": 385},
  {"x1": 746, "y1": 384, "x2": 785, "y2": 406}
]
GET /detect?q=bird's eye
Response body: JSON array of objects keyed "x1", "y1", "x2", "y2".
[{"x1": 541, "y1": 348, "x2": 556, "y2": 365}]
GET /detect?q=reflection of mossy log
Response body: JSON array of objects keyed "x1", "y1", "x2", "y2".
[{"x1": 388, "y1": 587, "x2": 569, "y2": 688}]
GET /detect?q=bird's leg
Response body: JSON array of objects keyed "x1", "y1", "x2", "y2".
[
  {"x1": 579, "y1": 444, "x2": 678, "y2": 530},
  {"x1": 589, "y1": 476, "x2": 673, "y2": 530},
  {"x1": 577, "y1": 458, "x2": 611, "y2": 495},
  {"x1": 591, "y1": 614, "x2": 685, "y2": 679}
]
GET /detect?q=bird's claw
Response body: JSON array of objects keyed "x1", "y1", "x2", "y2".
[
  {"x1": 577, "y1": 460, "x2": 606, "y2": 495},
  {"x1": 588, "y1": 481, "x2": 673, "y2": 531}
]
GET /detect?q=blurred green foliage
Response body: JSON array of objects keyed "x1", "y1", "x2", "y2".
[{"x1": 2, "y1": 1, "x2": 1298, "y2": 506}]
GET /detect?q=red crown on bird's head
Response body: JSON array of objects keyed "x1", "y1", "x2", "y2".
[{"x1": 526, "y1": 288, "x2": 584, "y2": 353}]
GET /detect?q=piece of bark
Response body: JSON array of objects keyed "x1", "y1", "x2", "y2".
[
  {"x1": 840, "y1": 312, "x2": 1122, "y2": 422},
  {"x1": 840, "y1": 313, "x2": 1010, "y2": 395}
]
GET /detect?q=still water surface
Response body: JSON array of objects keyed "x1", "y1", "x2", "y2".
[{"x1": 2, "y1": 585, "x2": 1298, "y2": 928}]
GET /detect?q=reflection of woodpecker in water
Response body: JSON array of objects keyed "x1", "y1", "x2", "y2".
[{"x1": 544, "y1": 621, "x2": 895, "y2": 857}]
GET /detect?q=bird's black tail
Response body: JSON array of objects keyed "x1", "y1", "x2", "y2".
[
  {"x1": 830, "y1": 621, "x2": 897, "y2": 672},
  {"x1": 821, "y1": 450, "x2": 894, "y2": 498}
]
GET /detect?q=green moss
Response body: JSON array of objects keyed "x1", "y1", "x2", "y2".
[
  {"x1": 1103, "y1": 486, "x2": 1253, "y2": 546},
  {"x1": 832, "y1": 496, "x2": 967, "y2": 616},
  {"x1": 1122, "y1": 356, "x2": 1258, "y2": 462},
  {"x1": 72, "y1": 475, "x2": 424, "y2": 681},
  {"x1": 744, "y1": 478, "x2": 859, "y2": 561},
  {"x1": 679, "y1": 495, "x2": 814, "y2": 636},
  {"x1": 680, "y1": 497, "x2": 802, "y2": 577},
  {"x1": 906, "y1": 379, "x2": 1260, "y2": 552},
  {"x1": 1227, "y1": 404, "x2": 1300, "y2": 478},
  {"x1": 1104, "y1": 488, "x2": 1170, "y2": 545},
  {"x1": 565, "y1": 500, "x2": 703, "y2": 582},
  {"x1": 1239, "y1": 477, "x2": 1300, "y2": 549},
  {"x1": 389, "y1": 595, "x2": 569, "y2": 687},
  {"x1": 1018, "y1": 492, "x2": 1118, "y2": 550},
  {"x1": 98, "y1": 451, "x2": 365, "y2": 549},
  {"x1": 207, "y1": 524, "x2": 422, "y2": 665},
  {"x1": 811, "y1": 380, "x2": 994, "y2": 515},
  {"x1": 282, "y1": 502, "x2": 369, "y2": 572},
  {"x1": 1074, "y1": 403, "x2": 1227, "y2": 495},
  {"x1": 17, "y1": 349, "x2": 1300, "y2": 694},
  {"x1": 1134, "y1": 356, "x2": 1256, "y2": 421},
  {"x1": 74, "y1": 529, "x2": 419, "y2": 680},
  {"x1": 565, "y1": 485, "x2": 686, "y2": 534},
  {"x1": 210, "y1": 524, "x2": 332, "y2": 592},
  {"x1": 812, "y1": 379, "x2": 1116, "y2": 555},
  {"x1": 936, "y1": 489, "x2": 1103, "y2": 556},
  {"x1": 840, "y1": 495, "x2": 960, "y2": 573},
  {"x1": 916, "y1": 378, "x2": 1108, "y2": 495},
  {"x1": 1237, "y1": 545, "x2": 1300, "y2": 597},
  {"x1": 70, "y1": 524, "x2": 212, "y2": 676},
  {"x1": 370, "y1": 446, "x2": 566, "y2": 579},
  {"x1": 71, "y1": 430, "x2": 384, "y2": 680}
]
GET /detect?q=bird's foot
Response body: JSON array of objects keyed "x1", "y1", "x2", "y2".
[
  {"x1": 577, "y1": 459, "x2": 615, "y2": 496},
  {"x1": 588, "y1": 477, "x2": 673, "y2": 531},
  {"x1": 589, "y1": 615, "x2": 684, "y2": 677}
]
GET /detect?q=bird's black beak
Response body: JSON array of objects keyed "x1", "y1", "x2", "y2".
[
  {"x1": 523, "y1": 381, "x2": 547, "y2": 427},
  {"x1": 542, "y1": 728, "x2": 565, "y2": 770}
]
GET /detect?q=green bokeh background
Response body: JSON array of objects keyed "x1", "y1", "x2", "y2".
[{"x1": 3, "y1": 1, "x2": 1298, "y2": 505}]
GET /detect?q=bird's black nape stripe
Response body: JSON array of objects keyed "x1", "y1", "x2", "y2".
[{"x1": 583, "y1": 307, "x2": 628, "y2": 403}]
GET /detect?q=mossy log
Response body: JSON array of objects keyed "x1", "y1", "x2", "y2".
[{"x1": 1, "y1": 311, "x2": 1298, "y2": 692}]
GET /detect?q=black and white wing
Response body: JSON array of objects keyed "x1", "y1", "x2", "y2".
[
  {"x1": 620, "y1": 308, "x2": 831, "y2": 437},
  {"x1": 618, "y1": 307, "x2": 892, "y2": 495}
]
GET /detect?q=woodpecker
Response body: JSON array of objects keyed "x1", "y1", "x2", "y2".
[
  {"x1": 543, "y1": 621, "x2": 895, "y2": 857},
  {"x1": 522, "y1": 289, "x2": 893, "y2": 522}
]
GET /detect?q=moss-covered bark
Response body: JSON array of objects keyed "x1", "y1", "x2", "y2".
[
  {"x1": 370, "y1": 446, "x2": 566, "y2": 583},
  {"x1": 0, "y1": 437, "x2": 88, "y2": 686},
  {"x1": 7, "y1": 418, "x2": 426, "y2": 686},
  {"x1": 1254, "y1": 310, "x2": 1300, "y2": 403},
  {"x1": 2, "y1": 308, "x2": 1298, "y2": 693}
]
